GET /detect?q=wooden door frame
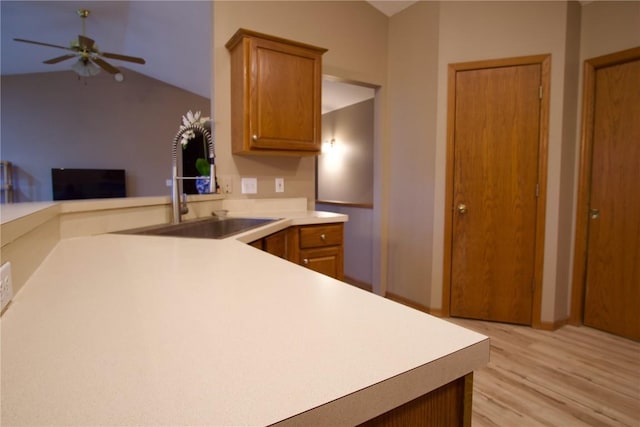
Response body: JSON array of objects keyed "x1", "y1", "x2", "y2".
[
  {"x1": 570, "y1": 46, "x2": 640, "y2": 326},
  {"x1": 442, "y1": 54, "x2": 550, "y2": 328}
]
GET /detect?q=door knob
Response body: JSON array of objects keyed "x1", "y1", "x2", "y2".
[
  {"x1": 457, "y1": 203, "x2": 468, "y2": 214},
  {"x1": 590, "y1": 208, "x2": 600, "y2": 219}
]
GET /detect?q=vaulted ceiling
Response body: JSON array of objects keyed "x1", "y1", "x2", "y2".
[
  {"x1": 1, "y1": 1, "x2": 212, "y2": 97},
  {"x1": 1, "y1": 1, "x2": 410, "y2": 107}
]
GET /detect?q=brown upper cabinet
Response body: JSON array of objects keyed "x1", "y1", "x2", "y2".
[{"x1": 226, "y1": 29, "x2": 327, "y2": 156}]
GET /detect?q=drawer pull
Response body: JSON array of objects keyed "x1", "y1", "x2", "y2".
[
  {"x1": 303, "y1": 258, "x2": 309, "y2": 265},
  {"x1": 320, "y1": 234, "x2": 326, "y2": 241}
]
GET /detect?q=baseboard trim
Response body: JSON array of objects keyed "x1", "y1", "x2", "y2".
[
  {"x1": 536, "y1": 318, "x2": 569, "y2": 331},
  {"x1": 343, "y1": 275, "x2": 373, "y2": 292},
  {"x1": 385, "y1": 292, "x2": 443, "y2": 317},
  {"x1": 383, "y1": 293, "x2": 570, "y2": 328}
]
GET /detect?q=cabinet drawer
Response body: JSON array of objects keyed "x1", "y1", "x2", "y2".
[{"x1": 299, "y1": 224, "x2": 343, "y2": 248}]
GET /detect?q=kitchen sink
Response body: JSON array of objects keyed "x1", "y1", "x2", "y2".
[{"x1": 115, "y1": 217, "x2": 279, "y2": 239}]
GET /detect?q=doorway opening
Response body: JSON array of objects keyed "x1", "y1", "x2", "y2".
[{"x1": 316, "y1": 76, "x2": 378, "y2": 291}]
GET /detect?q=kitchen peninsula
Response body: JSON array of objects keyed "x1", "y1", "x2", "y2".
[{"x1": 1, "y1": 198, "x2": 488, "y2": 426}]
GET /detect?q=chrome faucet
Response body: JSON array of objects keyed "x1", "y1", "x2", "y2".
[
  {"x1": 178, "y1": 193, "x2": 189, "y2": 217},
  {"x1": 171, "y1": 123, "x2": 215, "y2": 224}
]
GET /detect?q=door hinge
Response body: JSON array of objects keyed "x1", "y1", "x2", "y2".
[
  {"x1": 535, "y1": 183, "x2": 539, "y2": 197},
  {"x1": 539, "y1": 85, "x2": 543, "y2": 99}
]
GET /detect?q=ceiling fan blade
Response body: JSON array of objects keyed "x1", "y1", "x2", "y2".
[
  {"x1": 101, "y1": 52, "x2": 146, "y2": 65},
  {"x1": 14, "y1": 38, "x2": 72, "y2": 51},
  {"x1": 43, "y1": 54, "x2": 77, "y2": 64},
  {"x1": 78, "y1": 35, "x2": 95, "y2": 51},
  {"x1": 91, "y1": 57, "x2": 120, "y2": 74}
]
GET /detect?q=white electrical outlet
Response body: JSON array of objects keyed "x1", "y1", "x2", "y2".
[
  {"x1": 241, "y1": 177, "x2": 258, "y2": 194},
  {"x1": 1, "y1": 262, "x2": 14, "y2": 313},
  {"x1": 275, "y1": 177, "x2": 284, "y2": 193}
]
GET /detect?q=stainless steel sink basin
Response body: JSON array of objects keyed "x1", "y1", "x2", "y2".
[{"x1": 116, "y1": 217, "x2": 278, "y2": 239}]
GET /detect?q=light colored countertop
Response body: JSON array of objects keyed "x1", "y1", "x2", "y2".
[
  {"x1": 1, "y1": 209, "x2": 489, "y2": 426},
  {"x1": 0, "y1": 195, "x2": 197, "y2": 225},
  {"x1": 0, "y1": 202, "x2": 58, "y2": 224}
]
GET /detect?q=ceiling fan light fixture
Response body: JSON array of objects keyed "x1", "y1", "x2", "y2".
[
  {"x1": 72, "y1": 58, "x2": 100, "y2": 77},
  {"x1": 14, "y1": 8, "x2": 145, "y2": 78}
]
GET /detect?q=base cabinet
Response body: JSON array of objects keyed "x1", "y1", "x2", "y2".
[
  {"x1": 249, "y1": 223, "x2": 344, "y2": 280},
  {"x1": 249, "y1": 229, "x2": 288, "y2": 258},
  {"x1": 357, "y1": 373, "x2": 472, "y2": 427},
  {"x1": 290, "y1": 223, "x2": 344, "y2": 280},
  {"x1": 264, "y1": 229, "x2": 288, "y2": 259}
]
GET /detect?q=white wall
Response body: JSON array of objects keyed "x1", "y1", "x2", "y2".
[
  {"x1": 580, "y1": 1, "x2": 640, "y2": 59},
  {"x1": 318, "y1": 99, "x2": 374, "y2": 205},
  {"x1": 555, "y1": 1, "x2": 582, "y2": 322},
  {"x1": 386, "y1": 1, "x2": 441, "y2": 306},
  {"x1": 1, "y1": 69, "x2": 209, "y2": 201}
]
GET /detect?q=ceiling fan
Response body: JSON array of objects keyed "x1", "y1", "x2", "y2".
[{"x1": 13, "y1": 8, "x2": 146, "y2": 79}]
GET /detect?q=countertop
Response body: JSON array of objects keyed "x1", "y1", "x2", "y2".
[
  {"x1": 0, "y1": 202, "x2": 58, "y2": 224},
  {"x1": 1, "y1": 211, "x2": 489, "y2": 426}
]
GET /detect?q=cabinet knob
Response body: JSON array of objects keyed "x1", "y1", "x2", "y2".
[
  {"x1": 320, "y1": 233, "x2": 326, "y2": 241},
  {"x1": 303, "y1": 258, "x2": 309, "y2": 265},
  {"x1": 252, "y1": 134, "x2": 258, "y2": 141}
]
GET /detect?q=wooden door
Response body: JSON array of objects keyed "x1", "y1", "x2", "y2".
[
  {"x1": 449, "y1": 63, "x2": 542, "y2": 324},
  {"x1": 583, "y1": 55, "x2": 640, "y2": 341}
]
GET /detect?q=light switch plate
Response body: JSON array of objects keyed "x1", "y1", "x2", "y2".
[
  {"x1": 275, "y1": 177, "x2": 284, "y2": 193},
  {"x1": 241, "y1": 177, "x2": 258, "y2": 194},
  {"x1": 1, "y1": 262, "x2": 14, "y2": 313}
]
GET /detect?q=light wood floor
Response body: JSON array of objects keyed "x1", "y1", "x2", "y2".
[{"x1": 449, "y1": 318, "x2": 640, "y2": 427}]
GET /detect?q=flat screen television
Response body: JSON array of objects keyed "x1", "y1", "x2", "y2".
[{"x1": 52, "y1": 168, "x2": 126, "y2": 201}]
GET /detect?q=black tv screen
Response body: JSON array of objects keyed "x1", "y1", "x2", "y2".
[{"x1": 52, "y1": 168, "x2": 126, "y2": 201}]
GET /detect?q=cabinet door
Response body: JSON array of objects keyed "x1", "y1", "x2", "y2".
[
  {"x1": 264, "y1": 229, "x2": 287, "y2": 259},
  {"x1": 249, "y1": 239, "x2": 263, "y2": 250},
  {"x1": 249, "y1": 37, "x2": 322, "y2": 152},
  {"x1": 300, "y1": 246, "x2": 342, "y2": 279}
]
